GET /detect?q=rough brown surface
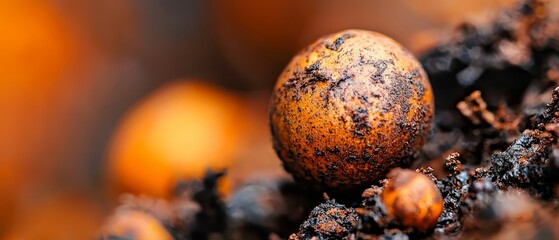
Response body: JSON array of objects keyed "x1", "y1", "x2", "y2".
[
  {"x1": 269, "y1": 29, "x2": 434, "y2": 188},
  {"x1": 289, "y1": 200, "x2": 359, "y2": 240}
]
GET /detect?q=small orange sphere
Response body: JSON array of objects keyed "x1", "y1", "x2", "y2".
[
  {"x1": 107, "y1": 81, "x2": 244, "y2": 198},
  {"x1": 381, "y1": 168, "x2": 443, "y2": 231},
  {"x1": 100, "y1": 210, "x2": 172, "y2": 240},
  {"x1": 269, "y1": 29, "x2": 434, "y2": 188}
]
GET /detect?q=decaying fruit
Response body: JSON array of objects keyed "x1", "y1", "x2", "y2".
[
  {"x1": 269, "y1": 29, "x2": 434, "y2": 188},
  {"x1": 381, "y1": 168, "x2": 443, "y2": 231}
]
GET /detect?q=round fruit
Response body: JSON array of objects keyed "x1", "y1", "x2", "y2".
[
  {"x1": 100, "y1": 210, "x2": 172, "y2": 240},
  {"x1": 107, "y1": 81, "x2": 243, "y2": 198},
  {"x1": 381, "y1": 168, "x2": 443, "y2": 231},
  {"x1": 269, "y1": 29, "x2": 434, "y2": 188}
]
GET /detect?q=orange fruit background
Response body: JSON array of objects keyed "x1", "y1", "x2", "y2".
[{"x1": 106, "y1": 81, "x2": 245, "y2": 198}]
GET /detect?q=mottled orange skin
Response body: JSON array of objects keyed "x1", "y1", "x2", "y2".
[
  {"x1": 381, "y1": 168, "x2": 443, "y2": 231},
  {"x1": 269, "y1": 29, "x2": 434, "y2": 188}
]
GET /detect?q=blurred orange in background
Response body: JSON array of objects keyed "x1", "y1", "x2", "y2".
[
  {"x1": 106, "y1": 81, "x2": 245, "y2": 199},
  {"x1": 0, "y1": 2, "x2": 76, "y2": 89},
  {"x1": 0, "y1": 0, "x2": 83, "y2": 233},
  {"x1": 101, "y1": 209, "x2": 172, "y2": 240},
  {"x1": 3, "y1": 193, "x2": 103, "y2": 239},
  {"x1": 0, "y1": 0, "x2": 144, "y2": 237},
  {"x1": 403, "y1": 0, "x2": 517, "y2": 25}
]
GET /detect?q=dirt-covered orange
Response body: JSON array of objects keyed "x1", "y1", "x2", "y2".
[{"x1": 270, "y1": 29, "x2": 434, "y2": 188}]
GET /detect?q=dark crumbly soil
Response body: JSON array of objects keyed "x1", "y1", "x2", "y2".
[
  {"x1": 289, "y1": 200, "x2": 359, "y2": 240},
  {"x1": 101, "y1": 0, "x2": 559, "y2": 239}
]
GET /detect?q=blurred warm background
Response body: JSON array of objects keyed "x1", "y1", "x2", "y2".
[{"x1": 1, "y1": 0, "x2": 550, "y2": 238}]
